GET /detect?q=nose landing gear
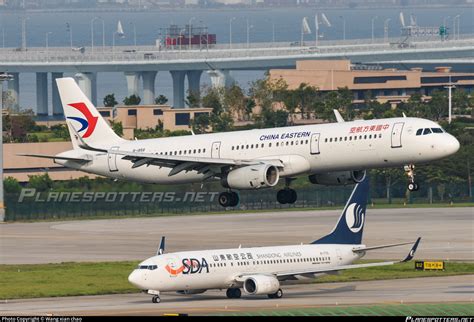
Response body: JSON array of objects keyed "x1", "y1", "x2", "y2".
[{"x1": 405, "y1": 164, "x2": 419, "y2": 191}]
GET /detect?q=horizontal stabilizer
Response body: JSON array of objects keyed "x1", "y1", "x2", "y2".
[
  {"x1": 352, "y1": 240, "x2": 417, "y2": 253},
  {"x1": 17, "y1": 153, "x2": 91, "y2": 163}
]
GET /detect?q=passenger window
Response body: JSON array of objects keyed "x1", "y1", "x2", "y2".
[
  {"x1": 423, "y1": 128, "x2": 432, "y2": 135},
  {"x1": 416, "y1": 129, "x2": 423, "y2": 136},
  {"x1": 269, "y1": 143, "x2": 272, "y2": 147},
  {"x1": 276, "y1": 142, "x2": 279, "y2": 147},
  {"x1": 335, "y1": 138, "x2": 338, "y2": 142}
]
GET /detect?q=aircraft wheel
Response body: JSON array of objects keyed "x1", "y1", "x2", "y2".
[
  {"x1": 287, "y1": 189, "x2": 297, "y2": 204},
  {"x1": 408, "y1": 183, "x2": 418, "y2": 191},
  {"x1": 277, "y1": 189, "x2": 288, "y2": 204},
  {"x1": 218, "y1": 192, "x2": 232, "y2": 207},
  {"x1": 152, "y1": 295, "x2": 161, "y2": 303},
  {"x1": 268, "y1": 289, "x2": 283, "y2": 299},
  {"x1": 229, "y1": 192, "x2": 239, "y2": 207},
  {"x1": 226, "y1": 288, "x2": 241, "y2": 299}
]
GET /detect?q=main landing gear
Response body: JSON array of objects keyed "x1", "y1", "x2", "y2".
[
  {"x1": 267, "y1": 289, "x2": 283, "y2": 299},
  {"x1": 226, "y1": 288, "x2": 242, "y2": 299},
  {"x1": 218, "y1": 191, "x2": 239, "y2": 207},
  {"x1": 277, "y1": 178, "x2": 297, "y2": 204},
  {"x1": 405, "y1": 164, "x2": 420, "y2": 192}
]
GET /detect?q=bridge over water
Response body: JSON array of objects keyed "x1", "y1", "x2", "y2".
[{"x1": 1, "y1": 36, "x2": 473, "y2": 114}]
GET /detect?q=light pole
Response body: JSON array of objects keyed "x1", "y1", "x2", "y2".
[
  {"x1": 21, "y1": 16, "x2": 29, "y2": 51},
  {"x1": 130, "y1": 22, "x2": 137, "y2": 49},
  {"x1": 66, "y1": 22, "x2": 73, "y2": 48},
  {"x1": 371, "y1": 16, "x2": 378, "y2": 43},
  {"x1": 246, "y1": 18, "x2": 253, "y2": 49},
  {"x1": 0, "y1": 72, "x2": 13, "y2": 222},
  {"x1": 445, "y1": 76, "x2": 455, "y2": 124},
  {"x1": 384, "y1": 18, "x2": 391, "y2": 43},
  {"x1": 453, "y1": 15, "x2": 460, "y2": 40},
  {"x1": 339, "y1": 15, "x2": 345, "y2": 41},
  {"x1": 229, "y1": 17, "x2": 236, "y2": 49},
  {"x1": 91, "y1": 17, "x2": 99, "y2": 52},
  {"x1": 2, "y1": 29, "x2": 4, "y2": 48},
  {"x1": 45, "y1": 32, "x2": 52, "y2": 61},
  {"x1": 188, "y1": 17, "x2": 195, "y2": 50}
]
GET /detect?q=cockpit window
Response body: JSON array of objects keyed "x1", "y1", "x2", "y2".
[
  {"x1": 416, "y1": 129, "x2": 423, "y2": 136},
  {"x1": 137, "y1": 265, "x2": 158, "y2": 270},
  {"x1": 423, "y1": 128, "x2": 432, "y2": 135},
  {"x1": 431, "y1": 128, "x2": 443, "y2": 133}
]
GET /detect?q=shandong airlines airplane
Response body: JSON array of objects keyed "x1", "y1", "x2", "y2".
[
  {"x1": 128, "y1": 176, "x2": 421, "y2": 303},
  {"x1": 22, "y1": 78, "x2": 459, "y2": 207}
]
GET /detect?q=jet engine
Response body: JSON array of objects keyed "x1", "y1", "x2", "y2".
[
  {"x1": 308, "y1": 170, "x2": 366, "y2": 186},
  {"x1": 221, "y1": 164, "x2": 279, "y2": 190},
  {"x1": 243, "y1": 275, "x2": 280, "y2": 295}
]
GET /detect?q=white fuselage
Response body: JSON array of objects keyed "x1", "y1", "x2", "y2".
[
  {"x1": 128, "y1": 244, "x2": 363, "y2": 292},
  {"x1": 57, "y1": 117, "x2": 460, "y2": 186}
]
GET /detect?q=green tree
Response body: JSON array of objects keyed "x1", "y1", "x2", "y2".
[
  {"x1": 155, "y1": 95, "x2": 169, "y2": 105},
  {"x1": 103, "y1": 94, "x2": 118, "y2": 107},
  {"x1": 201, "y1": 87, "x2": 224, "y2": 115},
  {"x1": 423, "y1": 90, "x2": 447, "y2": 121},
  {"x1": 210, "y1": 113, "x2": 233, "y2": 132},
  {"x1": 244, "y1": 98, "x2": 256, "y2": 121},
  {"x1": 110, "y1": 120, "x2": 123, "y2": 136},
  {"x1": 223, "y1": 85, "x2": 246, "y2": 120},
  {"x1": 191, "y1": 113, "x2": 211, "y2": 134},
  {"x1": 186, "y1": 92, "x2": 200, "y2": 108},
  {"x1": 27, "y1": 173, "x2": 54, "y2": 192},
  {"x1": 452, "y1": 89, "x2": 470, "y2": 115},
  {"x1": 4, "y1": 177, "x2": 21, "y2": 194},
  {"x1": 123, "y1": 94, "x2": 141, "y2": 106}
]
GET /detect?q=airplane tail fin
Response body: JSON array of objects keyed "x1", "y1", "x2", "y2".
[
  {"x1": 56, "y1": 77, "x2": 125, "y2": 149},
  {"x1": 311, "y1": 175, "x2": 369, "y2": 245}
]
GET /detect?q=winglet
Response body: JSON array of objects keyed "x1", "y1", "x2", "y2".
[
  {"x1": 401, "y1": 237, "x2": 421, "y2": 262},
  {"x1": 402, "y1": 112, "x2": 407, "y2": 118},
  {"x1": 157, "y1": 236, "x2": 166, "y2": 255},
  {"x1": 333, "y1": 109, "x2": 345, "y2": 123}
]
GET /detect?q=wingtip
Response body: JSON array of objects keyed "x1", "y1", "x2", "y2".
[{"x1": 402, "y1": 237, "x2": 422, "y2": 262}]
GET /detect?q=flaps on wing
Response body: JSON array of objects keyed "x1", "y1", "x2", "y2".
[
  {"x1": 17, "y1": 153, "x2": 92, "y2": 163},
  {"x1": 275, "y1": 238, "x2": 421, "y2": 279}
]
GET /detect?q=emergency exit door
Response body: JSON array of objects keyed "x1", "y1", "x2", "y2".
[{"x1": 310, "y1": 133, "x2": 321, "y2": 154}]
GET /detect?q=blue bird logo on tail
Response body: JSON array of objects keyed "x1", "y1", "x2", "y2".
[{"x1": 345, "y1": 203, "x2": 365, "y2": 233}]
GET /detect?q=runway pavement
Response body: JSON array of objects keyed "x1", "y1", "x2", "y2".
[
  {"x1": 0, "y1": 207, "x2": 472, "y2": 264},
  {"x1": 1, "y1": 275, "x2": 472, "y2": 315}
]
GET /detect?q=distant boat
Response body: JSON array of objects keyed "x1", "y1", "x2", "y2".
[{"x1": 116, "y1": 20, "x2": 125, "y2": 38}]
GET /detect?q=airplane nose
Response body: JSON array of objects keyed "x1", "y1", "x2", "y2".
[
  {"x1": 446, "y1": 135, "x2": 460, "y2": 155},
  {"x1": 128, "y1": 270, "x2": 143, "y2": 289}
]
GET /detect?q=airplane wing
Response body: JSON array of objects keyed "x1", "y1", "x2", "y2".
[
  {"x1": 234, "y1": 238, "x2": 421, "y2": 282},
  {"x1": 274, "y1": 237, "x2": 421, "y2": 279},
  {"x1": 72, "y1": 126, "x2": 284, "y2": 179}
]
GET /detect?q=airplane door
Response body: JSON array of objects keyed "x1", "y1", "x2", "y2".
[
  {"x1": 336, "y1": 249, "x2": 343, "y2": 265},
  {"x1": 211, "y1": 141, "x2": 221, "y2": 158},
  {"x1": 310, "y1": 133, "x2": 321, "y2": 155},
  {"x1": 107, "y1": 146, "x2": 119, "y2": 172},
  {"x1": 391, "y1": 122, "x2": 404, "y2": 148}
]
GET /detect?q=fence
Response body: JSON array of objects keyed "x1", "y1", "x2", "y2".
[{"x1": 4, "y1": 182, "x2": 472, "y2": 221}]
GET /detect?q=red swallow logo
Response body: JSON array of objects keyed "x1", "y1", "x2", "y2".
[{"x1": 66, "y1": 102, "x2": 98, "y2": 138}]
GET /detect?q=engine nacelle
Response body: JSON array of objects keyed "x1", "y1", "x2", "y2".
[
  {"x1": 221, "y1": 164, "x2": 279, "y2": 190},
  {"x1": 308, "y1": 170, "x2": 366, "y2": 186},
  {"x1": 243, "y1": 275, "x2": 280, "y2": 295},
  {"x1": 176, "y1": 289, "x2": 207, "y2": 295}
]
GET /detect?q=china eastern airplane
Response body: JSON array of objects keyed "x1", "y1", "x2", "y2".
[
  {"x1": 128, "y1": 176, "x2": 421, "y2": 303},
  {"x1": 21, "y1": 78, "x2": 459, "y2": 207}
]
